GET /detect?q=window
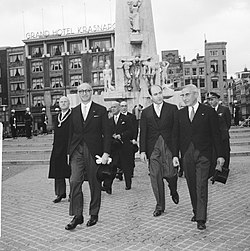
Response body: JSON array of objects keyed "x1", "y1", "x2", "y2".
[
  {"x1": 98, "y1": 55, "x2": 104, "y2": 68},
  {"x1": 104, "y1": 55, "x2": 111, "y2": 66},
  {"x1": 209, "y1": 50, "x2": 218, "y2": 56},
  {"x1": 9, "y1": 54, "x2": 24, "y2": 63},
  {"x1": 33, "y1": 96, "x2": 45, "y2": 107},
  {"x1": 11, "y1": 96, "x2": 25, "y2": 105},
  {"x1": 92, "y1": 72, "x2": 103, "y2": 86},
  {"x1": 210, "y1": 60, "x2": 218, "y2": 72},
  {"x1": 52, "y1": 94, "x2": 62, "y2": 106},
  {"x1": 212, "y1": 79, "x2": 218, "y2": 88},
  {"x1": 199, "y1": 67, "x2": 204, "y2": 75},
  {"x1": 222, "y1": 50, "x2": 225, "y2": 56},
  {"x1": 69, "y1": 58, "x2": 82, "y2": 69},
  {"x1": 192, "y1": 78, "x2": 198, "y2": 86},
  {"x1": 184, "y1": 68, "x2": 190, "y2": 75},
  {"x1": 169, "y1": 69, "x2": 174, "y2": 74},
  {"x1": 69, "y1": 42, "x2": 83, "y2": 54},
  {"x1": 0, "y1": 67, "x2": 1, "y2": 77},
  {"x1": 90, "y1": 39, "x2": 111, "y2": 51},
  {"x1": 50, "y1": 60, "x2": 63, "y2": 71},
  {"x1": 70, "y1": 75, "x2": 82, "y2": 87},
  {"x1": 31, "y1": 46, "x2": 43, "y2": 58},
  {"x1": 49, "y1": 44, "x2": 63, "y2": 56},
  {"x1": 10, "y1": 67, "x2": 24, "y2": 77},
  {"x1": 0, "y1": 84, "x2": 2, "y2": 93},
  {"x1": 92, "y1": 56, "x2": 98, "y2": 69},
  {"x1": 11, "y1": 82, "x2": 25, "y2": 91},
  {"x1": 192, "y1": 68, "x2": 197, "y2": 75},
  {"x1": 200, "y1": 78, "x2": 205, "y2": 88},
  {"x1": 51, "y1": 77, "x2": 63, "y2": 88},
  {"x1": 32, "y1": 78, "x2": 44, "y2": 89},
  {"x1": 32, "y1": 61, "x2": 43, "y2": 72},
  {"x1": 185, "y1": 79, "x2": 190, "y2": 85},
  {"x1": 222, "y1": 60, "x2": 226, "y2": 73}
]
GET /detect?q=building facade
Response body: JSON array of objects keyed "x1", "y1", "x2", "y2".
[{"x1": 23, "y1": 29, "x2": 115, "y2": 131}]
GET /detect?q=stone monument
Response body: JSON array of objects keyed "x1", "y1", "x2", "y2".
[{"x1": 104, "y1": 0, "x2": 161, "y2": 110}]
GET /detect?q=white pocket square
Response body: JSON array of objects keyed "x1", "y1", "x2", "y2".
[
  {"x1": 121, "y1": 121, "x2": 125, "y2": 124},
  {"x1": 94, "y1": 115, "x2": 99, "y2": 117}
]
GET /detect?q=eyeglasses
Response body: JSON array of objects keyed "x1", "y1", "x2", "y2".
[{"x1": 78, "y1": 89, "x2": 92, "y2": 94}]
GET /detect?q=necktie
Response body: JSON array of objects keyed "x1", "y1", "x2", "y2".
[
  {"x1": 155, "y1": 105, "x2": 161, "y2": 117},
  {"x1": 82, "y1": 105, "x2": 87, "y2": 120},
  {"x1": 190, "y1": 106, "x2": 195, "y2": 122},
  {"x1": 114, "y1": 115, "x2": 118, "y2": 124}
]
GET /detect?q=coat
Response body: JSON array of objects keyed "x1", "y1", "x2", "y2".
[
  {"x1": 217, "y1": 105, "x2": 231, "y2": 140},
  {"x1": 48, "y1": 110, "x2": 71, "y2": 179},
  {"x1": 139, "y1": 101, "x2": 178, "y2": 159},
  {"x1": 173, "y1": 103, "x2": 223, "y2": 162},
  {"x1": 67, "y1": 102, "x2": 111, "y2": 159}
]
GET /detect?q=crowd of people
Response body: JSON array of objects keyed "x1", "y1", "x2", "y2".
[{"x1": 46, "y1": 82, "x2": 232, "y2": 232}]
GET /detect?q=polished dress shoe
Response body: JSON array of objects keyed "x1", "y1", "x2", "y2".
[
  {"x1": 86, "y1": 215, "x2": 98, "y2": 227},
  {"x1": 101, "y1": 186, "x2": 106, "y2": 191},
  {"x1": 153, "y1": 209, "x2": 163, "y2": 217},
  {"x1": 53, "y1": 193, "x2": 66, "y2": 203},
  {"x1": 171, "y1": 192, "x2": 179, "y2": 204},
  {"x1": 106, "y1": 187, "x2": 112, "y2": 194},
  {"x1": 191, "y1": 215, "x2": 196, "y2": 222},
  {"x1": 197, "y1": 220, "x2": 206, "y2": 230},
  {"x1": 125, "y1": 186, "x2": 131, "y2": 190},
  {"x1": 65, "y1": 215, "x2": 84, "y2": 230}
]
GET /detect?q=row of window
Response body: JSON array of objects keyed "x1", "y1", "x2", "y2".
[
  {"x1": 209, "y1": 50, "x2": 226, "y2": 56},
  {"x1": 30, "y1": 39, "x2": 111, "y2": 58},
  {"x1": 184, "y1": 67, "x2": 205, "y2": 76},
  {"x1": 31, "y1": 55, "x2": 111, "y2": 73},
  {"x1": 184, "y1": 78, "x2": 205, "y2": 88}
]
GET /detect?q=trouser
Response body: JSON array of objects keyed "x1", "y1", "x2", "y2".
[
  {"x1": 69, "y1": 142, "x2": 101, "y2": 216},
  {"x1": 25, "y1": 125, "x2": 32, "y2": 138},
  {"x1": 11, "y1": 126, "x2": 17, "y2": 138},
  {"x1": 55, "y1": 178, "x2": 66, "y2": 196},
  {"x1": 42, "y1": 124, "x2": 47, "y2": 134},
  {"x1": 222, "y1": 139, "x2": 230, "y2": 169},
  {"x1": 149, "y1": 136, "x2": 178, "y2": 212},
  {"x1": 183, "y1": 143, "x2": 210, "y2": 222}
]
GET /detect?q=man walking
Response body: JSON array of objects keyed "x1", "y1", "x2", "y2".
[
  {"x1": 9, "y1": 109, "x2": 17, "y2": 139},
  {"x1": 207, "y1": 92, "x2": 231, "y2": 170},
  {"x1": 49, "y1": 96, "x2": 71, "y2": 203},
  {"x1": 24, "y1": 107, "x2": 33, "y2": 139},
  {"x1": 140, "y1": 84, "x2": 179, "y2": 217},
  {"x1": 65, "y1": 83, "x2": 111, "y2": 230},
  {"x1": 173, "y1": 84, "x2": 225, "y2": 230}
]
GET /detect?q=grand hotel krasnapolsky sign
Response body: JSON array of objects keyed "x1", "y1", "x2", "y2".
[{"x1": 25, "y1": 23, "x2": 115, "y2": 40}]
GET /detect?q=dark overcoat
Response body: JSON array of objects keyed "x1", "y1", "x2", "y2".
[{"x1": 48, "y1": 110, "x2": 71, "y2": 179}]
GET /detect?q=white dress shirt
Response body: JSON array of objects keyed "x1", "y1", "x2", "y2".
[
  {"x1": 81, "y1": 101, "x2": 92, "y2": 120},
  {"x1": 153, "y1": 102, "x2": 163, "y2": 117}
]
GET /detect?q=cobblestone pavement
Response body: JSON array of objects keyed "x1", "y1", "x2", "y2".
[{"x1": 1, "y1": 157, "x2": 250, "y2": 251}]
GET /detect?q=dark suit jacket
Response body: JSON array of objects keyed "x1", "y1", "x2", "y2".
[
  {"x1": 139, "y1": 102, "x2": 178, "y2": 159},
  {"x1": 125, "y1": 112, "x2": 138, "y2": 140},
  {"x1": 173, "y1": 103, "x2": 223, "y2": 160},
  {"x1": 109, "y1": 113, "x2": 134, "y2": 167},
  {"x1": 68, "y1": 102, "x2": 111, "y2": 159},
  {"x1": 217, "y1": 105, "x2": 231, "y2": 140}
]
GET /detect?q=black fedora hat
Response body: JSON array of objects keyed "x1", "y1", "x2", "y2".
[{"x1": 96, "y1": 163, "x2": 114, "y2": 182}]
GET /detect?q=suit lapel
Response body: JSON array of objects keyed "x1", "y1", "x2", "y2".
[{"x1": 149, "y1": 105, "x2": 159, "y2": 129}]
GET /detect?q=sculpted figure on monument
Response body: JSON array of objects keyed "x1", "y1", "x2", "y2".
[
  {"x1": 131, "y1": 56, "x2": 142, "y2": 91},
  {"x1": 103, "y1": 63, "x2": 114, "y2": 92},
  {"x1": 121, "y1": 59, "x2": 133, "y2": 91},
  {"x1": 142, "y1": 57, "x2": 157, "y2": 87},
  {"x1": 128, "y1": 0, "x2": 142, "y2": 33},
  {"x1": 160, "y1": 61, "x2": 170, "y2": 85}
]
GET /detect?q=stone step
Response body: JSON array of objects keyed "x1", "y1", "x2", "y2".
[
  {"x1": 230, "y1": 141, "x2": 250, "y2": 146},
  {"x1": 3, "y1": 159, "x2": 50, "y2": 167},
  {"x1": 229, "y1": 128, "x2": 250, "y2": 134},
  {"x1": 3, "y1": 151, "x2": 51, "y2": 161}
]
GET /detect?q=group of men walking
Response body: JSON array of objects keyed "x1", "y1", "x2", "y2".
[{"x1": 48, "y1": 82, "x2": 231, "y2": 232}]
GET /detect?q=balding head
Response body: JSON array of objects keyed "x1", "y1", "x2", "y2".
[
  {"x1": 181, "y1": 84, "x2": 199, "y2": 107},
  {"x1": 77, "y1": 83, "x2": 93, "y2": 104},
  {"x1": 110, "y1": 101, "x2": 120, "y2": 115}
]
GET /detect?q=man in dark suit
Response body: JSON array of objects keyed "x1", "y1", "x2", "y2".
[
  {"x1": 172, "y1": 84, "x2": 225, "y2": 230},
  {"x1": 41, "y1": 108, "x2": 48, "y2": 134},
  {"x1": 24, "y1": 107, "x2": 33, "y2": 139},
  {"x1": 207, "y1": 92, "x2": 231, "y2": 170},
  {"x1": 9, "y1": 109, "x2": 17, "y2": 139},
  {"x1": 120, "y1": 100, "x2": 139, "y2": 177},
  {"x1": 140, "y1": 85, "x2": 179, "y2": 217},
  {"x1": 49, "y1": 96, "x2": 71, "y2": 203},
  {"x1": 65, "y1": 83, "x2": 111, "y2": 230},
  {"x1": 103, "y1": 101, "x2": 134, "y2": 192}
]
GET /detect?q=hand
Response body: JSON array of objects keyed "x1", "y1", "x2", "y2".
[
  {"x1": 131, "y1": 139, "x2": 137, "y2": 145},
  {"x1": 101, "y1": 153, "x2": 109, "y2": 164},
  {"x1": 216, "y1": 157, "x2": 225, "y2": 172},
  {"x1": 172, "y1": 157, "x2": 180, "y2": 167},
  {"x1": 140, "y1": 152, "x2": 147, "y2": 163}
]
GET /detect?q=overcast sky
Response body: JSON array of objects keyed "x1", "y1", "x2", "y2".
[{"x1": 0, "y1": 0, "x2": 250, "y2": 77}]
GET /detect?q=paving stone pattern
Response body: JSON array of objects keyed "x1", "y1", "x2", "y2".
[{"x1": 1, "y1": 155, "x2": 250, "y2": 250}]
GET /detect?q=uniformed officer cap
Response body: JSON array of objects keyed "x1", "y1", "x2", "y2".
[
  {"x1": 207, "y1": 92, "x2": 220, "y2": 99},
  {"x1": 11, "y1": 109, "x2": 15, "y2": 113},
  {"x1": 42, "y1": 108, "x2": 46, "y2": 111}
]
